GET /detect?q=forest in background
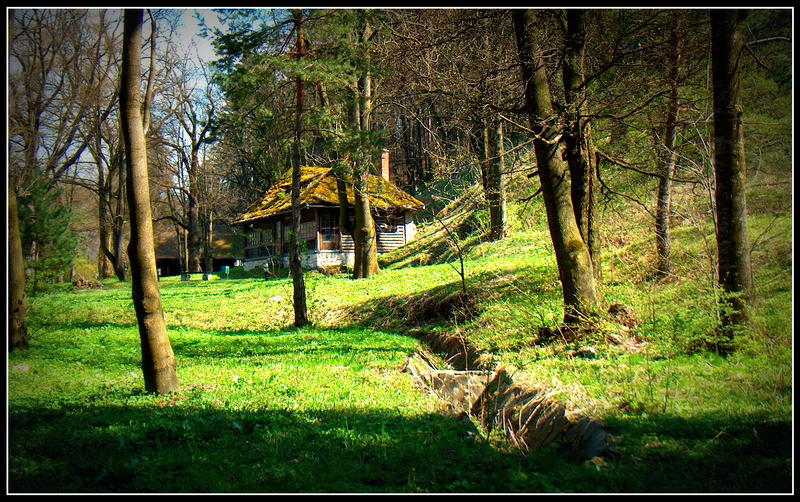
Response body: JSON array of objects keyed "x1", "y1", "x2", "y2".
[{"x1": 9, "y1": 8, "x2": 791, "y2": 322}]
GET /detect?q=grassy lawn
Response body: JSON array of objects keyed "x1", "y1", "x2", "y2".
[{"x1": 8, "y1": 208, "x2": 793, "y2": 493}]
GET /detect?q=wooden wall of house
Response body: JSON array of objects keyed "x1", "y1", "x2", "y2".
[
  {"x1": 243, "y1": 208, "x2": 415, "y2": 260},
  {"x1": 339, "y1": 211, "x2": 410, "y2": 253},
  {"x1": 376, "y1": 218, "x2": 407, "y2": 253}
]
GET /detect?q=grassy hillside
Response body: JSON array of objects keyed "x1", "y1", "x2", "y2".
[{"x1": 8, "y1": 185, "x2": 792, "y2": 493}]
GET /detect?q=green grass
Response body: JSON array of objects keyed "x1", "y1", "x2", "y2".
[{"x1": 8, "y1": 201, "x2": 793, "y2": 493}]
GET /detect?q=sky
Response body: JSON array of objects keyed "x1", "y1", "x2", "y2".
[{"x1": 176, "y1": 8, "x2": 226, "y2": 64}]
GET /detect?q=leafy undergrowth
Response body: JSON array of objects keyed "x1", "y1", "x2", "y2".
[{"x1": 8, "y1": 198, "x2": 793, "y2": 493}]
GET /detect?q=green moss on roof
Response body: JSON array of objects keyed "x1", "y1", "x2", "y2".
[{"x1": 233, "y1": 167, "x2": 424, "y2": 225}]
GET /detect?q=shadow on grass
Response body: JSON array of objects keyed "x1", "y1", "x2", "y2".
[
  {"x1": 328, "y1": 264, "x2": 560, "y2": 333},
  {"x1": 8, "y1": 400, "x2": 791, "y2": 494},
  {"x1": 8, "y1": 402, "x2": 537, "y2": 493},
  {"x1": 601, "y1": 413, "x2": 792, "y2": 493}
]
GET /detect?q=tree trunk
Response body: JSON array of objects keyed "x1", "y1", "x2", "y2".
[
  {"x1": 97, "y1": 177, "x2": 115, "y2": 279},
  {"x1": 175, "y1": 221, "x2": 187, "y2": 275},
  {"x1": 96, "y1": 139, "x2": 128, "y2": 281},
  {"x1": 710, "y1": 9, "x2": 753, "y2": 336},
  {"x1": 121, "y1": 8, "x2": 179, "y2": 393},
  {"x1": 113, "y1": 146, "x2": 128, "y2": 281},
  {"x1": 513, "y1": 9, "x2": 598, "y2": 324},
  {"x1": 352, "y1": 165, "x2": 380, "y2": 279},
  {"x1": 562, "y1": 9, "x2": 589, "y2": 239},
  {"x1": 95, "y1": 124, "x2": 115, "y2": 279},
  {"x1": 98, "y1": 236, "x2": 114, "y2": 278},
  {"x1": 290, "y1": 9, "x2": 309, "y2": 327},
  {"x1": 188, "y1": 147, "x2": 202, "y2": 273},
  {"x1": 655, "y1": 12, "x2": 682, "y2": 279},
  {"x1": 337, "y1": 175, "x2": 354, "y2": 243},
  {"x1": 9, "y1": 183, "x2": 29, "y2": 352},
  {"x1": 562, "y1": 9, "x2": 602, "y2": 289},
  {"x1": 203, "y1": 210, "x2": 214, "y2": 276},
  {"x1": 351, "y1": 19, "x2": 380, "y2": 279},
  {"x1": 482, "y1": 115, "x2": 507, "y2": 241},
  {"x1": 587, "y1": 147, "x2": 602, "y2": 295}
]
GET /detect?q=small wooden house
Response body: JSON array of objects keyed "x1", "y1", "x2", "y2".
[{"x1": 232, "y1": 157, "x2": 424, "y2": 271}]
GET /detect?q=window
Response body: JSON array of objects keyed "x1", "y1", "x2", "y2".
[
  {"x1": 262, "y1": 227, "x2": 274, "y2": 245},
  {"x1": 320, "y1": 211, "x2": 338, "y2": 243},
  {"x1": 299, "y1": 221, "x2": 316, "y2": 241},
  {"x1": 376, "y1": 218, "x2": 397, "y2": 233},
  {"x1": 246, "y1": 231, "x2": 260, "y2": 247}
]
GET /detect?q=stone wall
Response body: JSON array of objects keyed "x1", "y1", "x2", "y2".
[
  {"x1": 242, "y1": 250, "x2": 355, "y2": 272},
  {"x1": 405, "y1": 349, "x2": 618, "y2": 463}
]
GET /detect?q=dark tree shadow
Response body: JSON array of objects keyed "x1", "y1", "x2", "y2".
[{"x1": 8, "y1": 400, "x2": 791, "y2": 493}]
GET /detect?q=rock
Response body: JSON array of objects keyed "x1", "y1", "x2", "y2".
[
  {"x1": 428, "y1": 369, "x2": 499, "y2": 415},
  {"x1": 562, "y1": 417, "x2": 619, "y2": 462},
  {"x1": 608, "y1": 303, "x2": 641, "y2": 329}
]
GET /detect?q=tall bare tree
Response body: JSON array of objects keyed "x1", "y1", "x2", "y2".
[
  {"x1": 710, "y1": 9, "x2": 753, "y2": 341},
  {"x1": 171, "y1": 64, "x2": 217, "y2": 274},
  {"x1": 561, "y1": 9, "x2": 602, "y2": 288},
  {"x1": 92, "y1": 127, "x2": 129, "y2": 280},
  {"x1": 350, "y1": 17, "x2": 381, "y2": 279},
  {"x1": 8, "y1": 13, "x2": 27, "y2": 352},
  {"x1": 121, "y1": 8, "x2": 179, "y2": 393},
  {"x1": 9, "y1": 9, "x2": 118, "y2": 345},
  {"x1": 654, "y1": 11, "x2": 683, "y2": 278},
  {"x1": 59, "y1": 10, "x2": 168, "y2": 282},
  {"x1": 513, "y1": 9, "x2": 599, "y2": 324}
]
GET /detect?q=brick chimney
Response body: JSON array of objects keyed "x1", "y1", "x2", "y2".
[{"x1": 380, "y1": 149, "x2": 390, "y2": 183}]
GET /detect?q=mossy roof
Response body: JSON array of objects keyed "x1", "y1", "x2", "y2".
[{"x1": 232, "y1": 167, "x2": 425, "y2": 225}]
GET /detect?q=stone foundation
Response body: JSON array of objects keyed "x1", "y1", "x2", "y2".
[{"x1": 242, "y1": 251, "x2": 355, "y2": 272}]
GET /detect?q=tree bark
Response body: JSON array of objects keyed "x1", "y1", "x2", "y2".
[
  {"x1": 562, "y1": 9, "x2": 602, "y2": 289},
  {"x1": 351, "y1": 19, "x2": 380, "y2": 279},
  {"x1": 93, "y1": 109, "x2": 115, "y2": 280},
  {"x1": 96, "y1": 139, "x2": 128, "y2": 280},
  {"x1": 9, "y1": 182, "x2": 29, "y2": 352},
  {"x1": 513, "y1": 9, "x2": 598, "y2": 324},
  {"x1": 710, "y1": 9, "x2": 753, "y2": 334},
  {"x1": 290, "y1": 9, "x2": 310, "y2": 327},
  {"x1": 187, "y1": 147, "x2": 203, "y2": 273},
  {"x1": 655, "y1": 12, "x2": 682, "y2": 279},
  {"x1": 97, "y1": 165, "x2": 115, "y2": 279},
  {"x1": 121, "y1": 8, "x2": 179, "y2": 393},
  {"x1": 113, "y1": 144, "x2": 128, "y2": 281},
  {"x1": 337, "y1": 175, "x2": 354, "y2": 244},
  {"x1": 352, "y1": 166, "x2": 380, "y2": 279},
  {"x1": 203, "y1": 210, "x2": 214, "y2": 276},
  {"x1": 482, "y1": 115, "x2": 507, "y2": 241}
]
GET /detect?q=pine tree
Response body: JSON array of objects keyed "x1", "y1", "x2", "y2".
[{"x1": 18, "y1": 177, "x2": 78, "y2": 293}]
